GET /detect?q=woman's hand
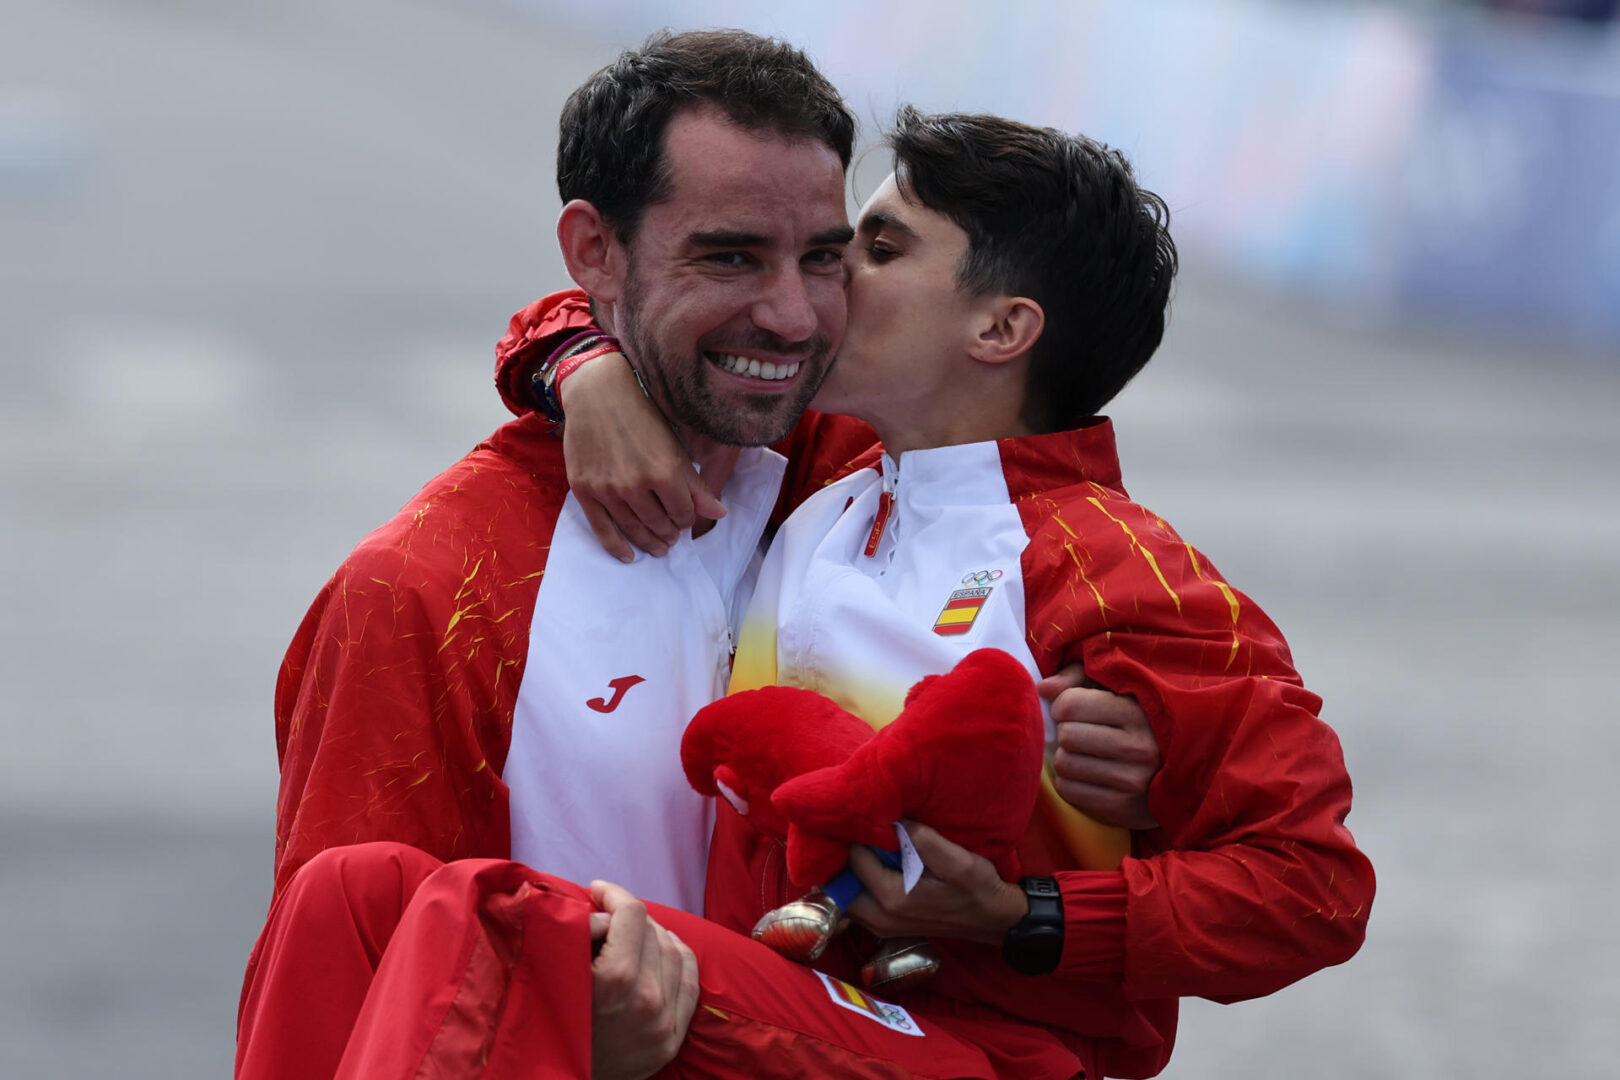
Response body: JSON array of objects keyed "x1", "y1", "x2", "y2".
[
  {"x1": 560, "y1": 354, "x2": 726, "y2": 561},
  {"x1": 844, "y1": 823, "x2": 1027, "y2": 945}
]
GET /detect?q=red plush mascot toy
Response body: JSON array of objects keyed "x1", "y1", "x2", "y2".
[{"x1": 681, "y1": 648, "x2": 1047, "y2": 992}]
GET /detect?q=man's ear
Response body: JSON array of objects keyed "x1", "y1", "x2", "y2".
[
  {"x1": 556, "y1": 199, "x2": 627, "y2": 303},
  {"x1": 967, "y1": 296, "x2": 1045, "y2": 367}
]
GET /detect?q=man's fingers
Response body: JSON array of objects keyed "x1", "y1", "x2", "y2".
[
  {"x1": 669, "y1": 931, "x2": 701, "y2": 1035},
  {"x1": 1050, "y1": 777, "x2": 1126, "y2": 818},
  {"x1": 846, "y1": 844, "x2": 903, "y2": 905},
  {"x1": 1048, "y1": 685, "x2": 1145, "y2": 729},
  {"x1": 1051, "y1": 776, "x2": 1158, "y2": 830},
  {"x1": 1053, "y1": 744, "x2": 1151, "y2": 791},
  {"x1": 580, "y1": 496, "x2": 635, "y2": 564},
  {"x1": 1055, "y1": 720, "x2": 1157, "y2": 766},
  {"x1": 591, "y1": 881, "x2": 651, "y2": 981},
  {"x1": 1036, "y1": 660, "x2": 1091, "y2": 701}
]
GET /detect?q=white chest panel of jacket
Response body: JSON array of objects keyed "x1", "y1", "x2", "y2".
[
  {"x1": 730, "y1": 440, "x2": 1052, "y2": 745},
  {"x1": 507, "y1": 448, "x2": 785, "y2": 915}
]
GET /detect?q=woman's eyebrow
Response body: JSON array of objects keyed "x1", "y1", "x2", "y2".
[{"x1": 858, "y1": 211, "x2": 920, "y2": 242}]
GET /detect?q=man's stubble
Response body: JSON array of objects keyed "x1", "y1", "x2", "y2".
[{"x1": 618, "y1": 259, "x2": 834, "y2": 448}]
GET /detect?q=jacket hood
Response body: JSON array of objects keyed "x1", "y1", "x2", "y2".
[{"x1": 492, "y1": 289, "x2": 596, "y2": 417}]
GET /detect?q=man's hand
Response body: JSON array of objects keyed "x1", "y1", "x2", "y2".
[
  {"x1": 589, "y1": 880, "x2": 700, "y2": 1080},
  {"x1": 1041, "y1": 663, "x2": 1161, "y2": 830},
  {"x1": 561, "y1": 354, "x2": 726, "y2": 562},
  {"x1": 844, "y1": 823, "x2": 1026, "y2": 945}
]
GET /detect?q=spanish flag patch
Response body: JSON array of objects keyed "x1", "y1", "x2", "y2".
[
  {"x1": 933, "y1": 586, "x2": 991, "y2": 636},
  {"x1": 814, "y1": 971, "x2": 924, "y2": 1036}
]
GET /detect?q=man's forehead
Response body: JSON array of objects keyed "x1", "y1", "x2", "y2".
[{"x1": 658, "y1": 107, "x2": 846, "y2": 211}]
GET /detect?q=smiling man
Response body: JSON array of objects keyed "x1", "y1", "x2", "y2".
[
  {"x1": 556, "y1": 102, "x2": 849, "y2": 455},
  {"x1": 268, "y1": 32, "x2": 863, "y2": 917},
  {"x1": 249, "y1": 30, "x2": 872, "y2": 1080}
]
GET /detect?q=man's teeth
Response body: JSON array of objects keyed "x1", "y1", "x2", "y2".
[{"x1": 711, "y1": 353, "x2": 801, "y2": 381}]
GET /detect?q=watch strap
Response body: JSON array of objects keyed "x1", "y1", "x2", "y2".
[{"x1": 1002, "y1": 876, "x2": 1065, "y2": 975}]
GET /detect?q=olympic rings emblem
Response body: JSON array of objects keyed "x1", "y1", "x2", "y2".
[{"x1": 961, "y1": 570, "x2": 1004, "y2": 586}]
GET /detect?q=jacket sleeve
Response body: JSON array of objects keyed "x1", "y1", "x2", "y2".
[
  {"x1": 266, "y1": 415, "x2": 589, "y2": 898},
  {"x1": 1055, "y1": 496, "x2": 1375, "y2": 1004},
  {"x1": 272, "y1": 539, "x2": 516, "y2": 897},
  {"x1": 1080, "y1": 622, "x2": 1373, "y2": 1003},
  {"x1": 493, "y1": 289, "x2": 598, "y2": 417},
  {"x1": 941, "y1": 489, "x2": 1373, "y2": 1061}
]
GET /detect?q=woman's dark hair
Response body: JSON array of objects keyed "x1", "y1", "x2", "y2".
[
  {"x1": 558, "y1": 30, "x2": 856, "y2": 241},
  {"x1": 888, "y1": 106, "x2": 1178, "y2": 430}
]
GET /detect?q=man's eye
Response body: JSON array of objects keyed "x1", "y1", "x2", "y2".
[
  {"x1": 703, "y1": 252, "x2": 752, "y2": 269},
  {"x1": 866, "y1": 244, "x2": 898, "y2": 262},
  {"x1": 803, "y1": 248, "x2": 846, "y2": 271}
]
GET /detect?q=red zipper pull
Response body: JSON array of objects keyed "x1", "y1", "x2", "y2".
[{"x1": 864, "y1": 490, "x2": 894, "y2": 557}]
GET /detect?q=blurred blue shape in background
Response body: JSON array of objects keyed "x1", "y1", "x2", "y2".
[{"x1": 0, "y1": 90, "x2": 87, "y2": 195}]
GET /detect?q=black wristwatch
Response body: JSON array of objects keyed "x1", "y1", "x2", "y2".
[{"x1": 1002, "y1": 876, "x2": 1065, "y2": 975}]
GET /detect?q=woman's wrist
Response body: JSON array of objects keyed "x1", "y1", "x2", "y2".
[{"x1": 530, "y1": 331, "x2": 623, "y2": 420}]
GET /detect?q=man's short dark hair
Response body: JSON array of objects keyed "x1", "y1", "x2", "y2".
[
  {"x1": 888, "y1": 106, "x2": 1178, "y2": 430},
  {"x1": 557, "y1": 29, "x2": 856, "y2": 241}
]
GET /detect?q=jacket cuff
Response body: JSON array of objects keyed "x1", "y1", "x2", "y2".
[{"x1": 1055, "y1": 870, "x2": 1128, "y2": 977}]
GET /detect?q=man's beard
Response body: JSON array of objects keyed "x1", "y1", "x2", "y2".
[{"x1": 618, "y1": 278, "x2": 832, "y2": 447}]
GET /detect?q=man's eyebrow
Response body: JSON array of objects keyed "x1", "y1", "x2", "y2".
[
  {"x1": 686, "y1": 227, "x2": 855, "y2": 248},
  {"x1": 859, "y1": 211, "x2": 920, "y2": 242},
  {"x1": 686, "y1": 229, "x2": 769, "y2": 248}
]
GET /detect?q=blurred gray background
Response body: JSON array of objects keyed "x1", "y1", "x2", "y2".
[{"x1": 3, "y1": 0, "x2": 1617, "y2": 1076}]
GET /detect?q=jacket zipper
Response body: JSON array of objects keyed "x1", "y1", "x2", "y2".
[{"x1": 863, "y1": 458, "x2": 899, "y2": 558}]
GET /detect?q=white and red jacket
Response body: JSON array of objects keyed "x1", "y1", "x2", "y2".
[
  {"x1": 704, "y1": 420, "x2": 1374, "y2": 1079},
  {"x1": 271, "y1": 293, "x2": 873, "y2": 905}
]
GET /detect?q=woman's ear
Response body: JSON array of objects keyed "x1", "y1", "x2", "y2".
[
  {"x1": 556, "y1": 199, "x2": 627, "y2": 303},
  {"x1": 967, "y1": 296, "x2": 1045, "y2": 366}
]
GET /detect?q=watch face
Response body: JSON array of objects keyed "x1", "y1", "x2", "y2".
[{"x1": 1005, "y1": 925, "x2": 1064, "y2": 975}]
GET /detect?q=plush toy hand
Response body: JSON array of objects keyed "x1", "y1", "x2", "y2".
[
  {"x1": 681, "y1": 686, "x2": 874, "y2": 843},
  {"x1": 772, "y1": 649, "x2": 1046, "y2": 887}
]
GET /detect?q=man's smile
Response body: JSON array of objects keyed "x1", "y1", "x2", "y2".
[{"x1": 706, "y1": 350, "x2": 805, "y2": 384}]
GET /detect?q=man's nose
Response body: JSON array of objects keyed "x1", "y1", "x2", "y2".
[{"x1": 750, "y1": 268, "x2": 819, "y2": 343}]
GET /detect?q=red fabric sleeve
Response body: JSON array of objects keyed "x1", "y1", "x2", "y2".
[
  {"x1": 982, "y1": 474, "x2": 1373, "y2": 1076},
  {"x1": 1034, "y1": 494, "x2": 1375, "y2": 1005},
  {"x1": 272, "y1": 416, "x2": 567, "y2": 897},
  {"x1": 1055, "y1": 871, "x2": 1128, "y2": 976},
  {"x1": 1084, "y1": 629, "x2": 1373, "y2": 1003},
  {"x1": 492, "y1": 290, "x2": 597, "y2": 417}
]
